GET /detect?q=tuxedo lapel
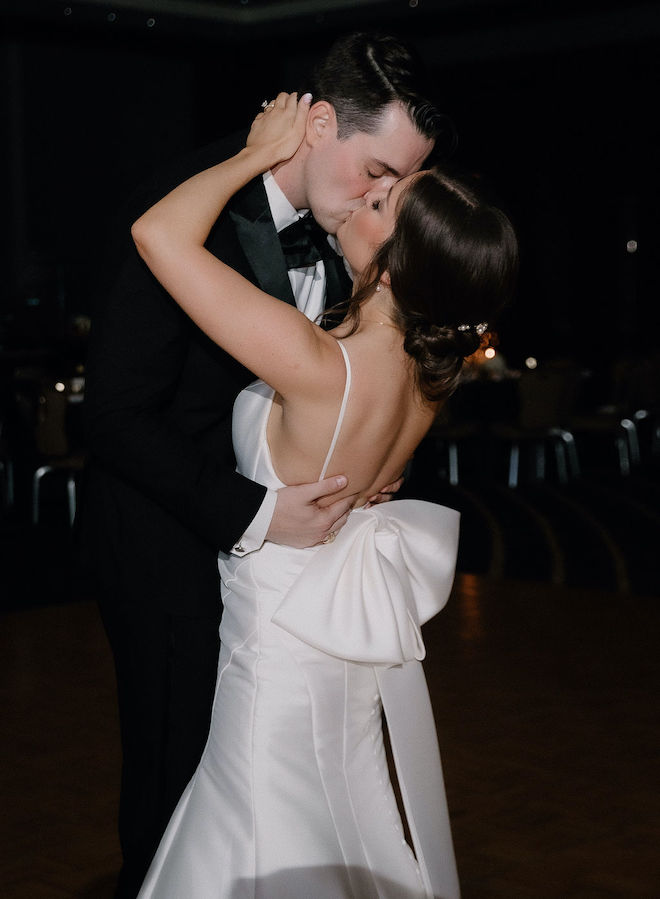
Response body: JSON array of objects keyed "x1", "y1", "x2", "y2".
[{"x1": 228, "y1": 177, "x2": 296, "y2": 307}]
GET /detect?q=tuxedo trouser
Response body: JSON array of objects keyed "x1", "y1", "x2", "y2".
[{"x1": 98, "y1": 595, "x2": 220, "y2": 899}]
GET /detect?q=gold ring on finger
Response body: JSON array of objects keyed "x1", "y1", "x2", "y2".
[{"x1": 322, "y1": 531, "x2": 336, "y2": 544}]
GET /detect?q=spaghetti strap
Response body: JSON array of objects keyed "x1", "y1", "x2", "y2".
[{"x1": 318, "y1": 341, "x2": 352, "y2": 481}]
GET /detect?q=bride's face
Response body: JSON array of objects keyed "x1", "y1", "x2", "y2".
[{"x1": 336, "y1": 173, "x2": 418, "y2": 277}]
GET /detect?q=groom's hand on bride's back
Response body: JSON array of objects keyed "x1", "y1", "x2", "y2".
[{"x1": 267, "y1": 476, "x2": 354, "y2": 548}]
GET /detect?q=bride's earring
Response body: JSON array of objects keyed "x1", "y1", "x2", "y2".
[{"x1": 375, "y1": 284, "x2": 382, "y2": 292}]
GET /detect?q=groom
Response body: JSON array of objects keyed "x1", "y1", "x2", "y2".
[{"x1": 81, "y1": 31, "x2": 447, "y2": 898}]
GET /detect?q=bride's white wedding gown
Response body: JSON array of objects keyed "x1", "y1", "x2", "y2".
[{"x1": 138, "y1": 342, "x2": 461, "y2": 899}]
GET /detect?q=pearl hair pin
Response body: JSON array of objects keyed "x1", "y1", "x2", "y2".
[{"x1": 458, "y1": 322, "x2": 488, "y2": 336}]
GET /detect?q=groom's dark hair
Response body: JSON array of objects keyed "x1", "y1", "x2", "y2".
[{"x1": 311, "y1": 32, "x2": 454, "y2": 151}]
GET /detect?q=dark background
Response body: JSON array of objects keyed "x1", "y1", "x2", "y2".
[
  {"x1": 2, "y1": 0, "x2": 660, "y2": 372},
  {"x1": 0, "y1": 12, "x2": 660, "y2": 899},
  {"x1": 2, "y1": 12, "x2": 658, "y2": 894}
]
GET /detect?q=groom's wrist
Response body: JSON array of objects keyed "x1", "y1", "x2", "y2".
[{"x1": 231, "y1": 488, "x2": 277, "y2": 556}]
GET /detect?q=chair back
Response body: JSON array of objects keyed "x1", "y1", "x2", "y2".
[
  {"x1": 35, "y1": 387, "x2": 70, "y2": 456},
  {"x1": 13, "y1": 371, "x2": 72, "y2": 458}
]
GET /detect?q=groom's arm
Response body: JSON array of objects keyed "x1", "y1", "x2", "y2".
[{"x1": 85, "y1": 243, "x2": 267, "y2": 553}]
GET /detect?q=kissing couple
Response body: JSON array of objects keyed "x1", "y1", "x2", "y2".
[{"x1": 82, "y1": 32, "x2": 517, "y2": 899}]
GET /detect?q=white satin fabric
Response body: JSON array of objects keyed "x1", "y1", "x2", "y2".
[{"x1": 138, "y1": 369, "x2": 461, "y2": 899}]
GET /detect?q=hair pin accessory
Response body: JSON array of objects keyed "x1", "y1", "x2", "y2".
[{"x1": 458, "y1": 322, "x2": 488, "y2": 336}]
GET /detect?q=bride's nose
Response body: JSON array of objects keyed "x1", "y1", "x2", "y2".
[
  {"x1": 363, "y1": 188, "x2": 386, "y2": 204},
  {"x1": 347, "y1": 196, "x2": 366, "y2": 213}
]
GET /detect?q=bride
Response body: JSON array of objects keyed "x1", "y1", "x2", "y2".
[{"x1": 132, "y1": 92, "x2": 517, "y2": 898}]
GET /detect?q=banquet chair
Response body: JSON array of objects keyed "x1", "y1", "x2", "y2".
[
  {"x1": 568, "y1": 406, "x2": 640, "y2": 476},
  {"x1": 13, "y1": 371, "x2": 86, "y2": 526},
  {"x1": 429, "y1": 415, "x2": 480, "y2": 486},
  {"x1": 31, "y1": 384, "x2": 86, "y2": 525},
  {"x1": 490, "y1": 363, "x2": 582, "y2": 488}
]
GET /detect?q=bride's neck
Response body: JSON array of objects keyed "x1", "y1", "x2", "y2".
[{"x1": 357, "y1": 288, "x2": 399, "y2": 330}]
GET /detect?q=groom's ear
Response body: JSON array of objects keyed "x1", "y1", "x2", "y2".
[{"x1": 306, "y1": 101, "x2": 337, "y2": 146}]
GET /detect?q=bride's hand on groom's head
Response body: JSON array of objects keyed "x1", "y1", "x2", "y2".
[{"x1": 246, "y1": 91, "x2": 312, "y2": 168}]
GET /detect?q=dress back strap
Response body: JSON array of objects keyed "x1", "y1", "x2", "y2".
[{"x1": 318, "y1": 341, "x2": 352, "y2": 481}]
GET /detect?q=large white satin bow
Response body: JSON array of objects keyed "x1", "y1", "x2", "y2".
[{"x1": 271, "y1": 500, "x2": 460, "y2": 665}]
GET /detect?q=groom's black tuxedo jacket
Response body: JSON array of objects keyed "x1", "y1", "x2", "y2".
[{"x1": 81, "y1": 133, "x2": 349, "y2": 616}]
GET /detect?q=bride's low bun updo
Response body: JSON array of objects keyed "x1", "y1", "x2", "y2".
[
  {"x1": 344, "y1": 167, "x2": 518, "y2": 404},
  {"x1": 402, "y1": 317, "x2": 485, "y2": 400}
]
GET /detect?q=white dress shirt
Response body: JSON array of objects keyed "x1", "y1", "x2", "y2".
[{"x1": 231, "y1": 172, "x2": 341, "y2": 555}]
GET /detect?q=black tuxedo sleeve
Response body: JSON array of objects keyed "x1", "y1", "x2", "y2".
[{"x1": 84, "y1": 226, "x2": 267, "y2": 554}]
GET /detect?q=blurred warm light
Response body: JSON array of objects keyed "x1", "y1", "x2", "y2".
[
  {"x1": 55, "y1": 382, "x2": 66, "y2": 392},
  {"x1": 461, "y1": 331, "x2": 516, "y2": 382},
  {"x1": 457, "y1": 573, "x2": 485, "y2": 645},
  {"x1": 525, "y1": 356, "x2": 538, "y2": 370},
  {"x1": 626, "y1": 239, "x2": 638, "y2": 253}
]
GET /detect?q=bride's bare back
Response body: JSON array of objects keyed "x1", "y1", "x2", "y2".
[{"x1": 266, "y1": 323, "x2": 437, "y2": 508}]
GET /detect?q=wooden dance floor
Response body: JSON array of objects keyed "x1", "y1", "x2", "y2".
[{"x1": 1, "y1": 574, "x2": 658, "y2": 898}]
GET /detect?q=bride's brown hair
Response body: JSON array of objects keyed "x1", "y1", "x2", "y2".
[{"x1": 329, "y1": 168, "x2": 518, "y2": 404}]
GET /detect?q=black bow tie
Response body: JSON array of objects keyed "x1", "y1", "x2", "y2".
[{"x1": 278, "y1": 212, "x2": 337, "y2": 269}]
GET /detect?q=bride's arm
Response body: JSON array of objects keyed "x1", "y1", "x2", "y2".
[{"x1": 131, "y1": 92, "x2": 342, "y2": 397}]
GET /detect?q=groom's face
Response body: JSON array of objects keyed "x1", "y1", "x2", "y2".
[{"x1": 302, "y1": 101, "x2": 433, "y2": 235}]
